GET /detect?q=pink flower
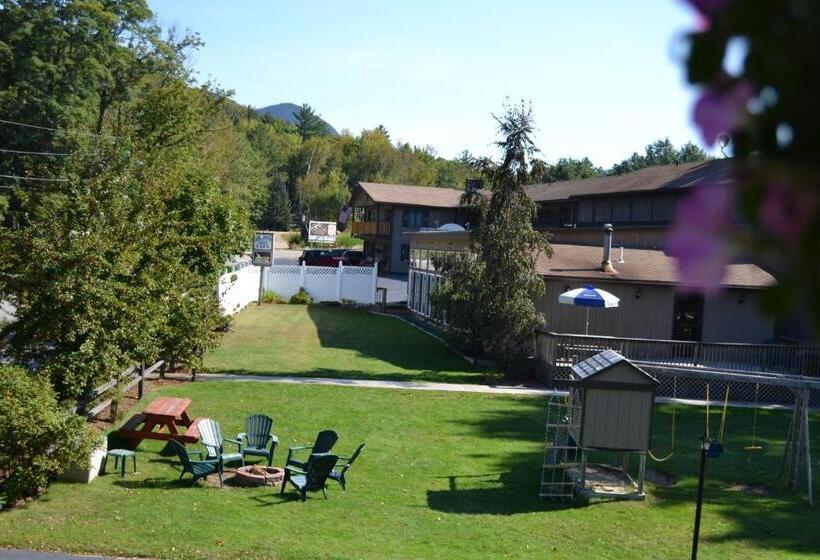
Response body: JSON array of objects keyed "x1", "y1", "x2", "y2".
[
  {"x1": 760, "y1": 179, "x2": 817, "y2": 243},
  {"x1": 693, "y1": 81, "x2": 753, "y2": 146},
  {"x1": 667, "y1": 182, "x2": 736, "y2": 294}
]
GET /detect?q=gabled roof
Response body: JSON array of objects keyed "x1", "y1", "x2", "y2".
[
  {"x1": 526, "y1": 159, "x2": 734, "y2": 203},
  {"x1": 535, "y1": 243, "x2": 775, "y2": 289},
  {"x1": 355, "y1": 182, "x2": 466, "y2": 208},
  {"x1": 571, "y1": 350, "x2": 656, "y2": 384}
]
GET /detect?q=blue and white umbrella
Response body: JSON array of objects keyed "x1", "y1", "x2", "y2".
[{"x1": 558, "y1": 285, "x2": 620, "y2": 335}]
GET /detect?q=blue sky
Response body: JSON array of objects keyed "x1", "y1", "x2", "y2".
[{"x1": 148, "y1": 0, "x2": 704, "y2": 167}]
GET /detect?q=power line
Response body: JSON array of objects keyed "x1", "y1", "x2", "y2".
[
  {"x1": 0, "y1": 117, "x2": 117, "y2": 138},
  {"x1": 0, "y1": 147, "x2": 72, "y2": 157},
  {"x1": 0, "y1": 173, "x2": 68, "y2": 182}
]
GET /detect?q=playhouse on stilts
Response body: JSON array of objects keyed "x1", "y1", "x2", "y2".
[{"x1": 541, "y1": 349, "x2": 658, "y2": 500}]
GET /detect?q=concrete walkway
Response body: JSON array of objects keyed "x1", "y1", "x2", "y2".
[{"x1": 171, "y1": 372, "x2": 557, "y2": 396}]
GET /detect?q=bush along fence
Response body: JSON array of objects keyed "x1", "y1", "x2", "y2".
[{"x1": 265, "y1": 263, "x2": 378, "y2": 304}]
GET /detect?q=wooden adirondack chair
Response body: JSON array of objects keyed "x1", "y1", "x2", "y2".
[
  {"x1": 285, "y1": 429, "x2": 338, "y2": 470},
  {"x1": 236, "y1": 414, "x2": 278, "y2": 466},
  {"x1": 328, "y1": 443, "x2": 365, "y2": 490},
  {"x1": 198, "y1": 419, "x2": 244, "y2": 479},
  {"x1": 169, "y1": 439, "x2": 220, "y2": 486},
  {"x1": 280, "y1": 453, "x2": 339, "y2": 501}
]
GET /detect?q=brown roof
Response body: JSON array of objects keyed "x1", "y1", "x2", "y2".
[
  {"x1": 356, "y1": 182, "x2": 466, "y2": 208},
  {"x1": 526, "y1": 159, "x2": 734, "y2": 203},
  {"x1": 535, "y1": 243, "x2": 775, "y2": 289}
]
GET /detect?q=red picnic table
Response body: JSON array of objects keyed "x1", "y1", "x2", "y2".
[{"x1": 118, "y1": 396, "x2": 203, "y2": 445}]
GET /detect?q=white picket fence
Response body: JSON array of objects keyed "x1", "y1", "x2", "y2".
[
  {"x1": 218, "y1": 258, "x2": 259, "y2": 315},
  {"x1": 266, "y1": 263, "x2": 378, "y2": 304}
]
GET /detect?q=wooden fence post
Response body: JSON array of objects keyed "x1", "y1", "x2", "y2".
[{"x1": 137, "y1": 362, "x2": 145, "y2": 400}]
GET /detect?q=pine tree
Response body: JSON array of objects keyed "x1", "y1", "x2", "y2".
[
  {"x1": 433, "y1": 102, "x2": 552, "y2": 368},
  {"x1": 294, "y1": 103, "x2": 328, "y2": 141}
]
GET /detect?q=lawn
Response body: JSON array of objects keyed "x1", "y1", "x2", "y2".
[
  {"x1": 204, "y1": 304, "x2": 493, "y2": 384},
  {"x1": 0, "y1": 381, "x2": 818, "y2": 560}
]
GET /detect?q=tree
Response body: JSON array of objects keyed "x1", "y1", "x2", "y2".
[
  {"x1": 262, "y1": 179, "x2": 292, "y2": 230},
  {"x1": 294, "y1": 103, "x2": 328, "y2": 141},
  {"x1": 530, "y1": 157, "x2": 603, "y2": 183},
  {"x1": 610, "y1": 138, "x2": 709, "y2": 175},
  {"x1": 433, "y1": 102, "x2": 551, "y2": 367}
]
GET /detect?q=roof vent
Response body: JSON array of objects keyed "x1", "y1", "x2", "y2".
[{"x1": 602, "y1": 224, "x2": 617, "y2": 274}]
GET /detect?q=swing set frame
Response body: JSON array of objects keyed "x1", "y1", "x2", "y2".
[{"x1": 635, "y1": 360, "x2": 819, "y2": 508}]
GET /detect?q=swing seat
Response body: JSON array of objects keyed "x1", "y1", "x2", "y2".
[
  {"x1": 743, "y1": 445, "x2": 763, "y2": 452},
  {"x1": 707, "y1": 440, "x2": 723, "y2": 458}
]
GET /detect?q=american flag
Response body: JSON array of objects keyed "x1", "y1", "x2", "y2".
[{"x1": 338, "y1": 204, "x2": 353, "y2": 225}]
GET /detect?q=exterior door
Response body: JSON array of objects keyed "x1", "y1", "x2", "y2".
[{"x1": 672, "y1": 294, "x2": 704, "y2": 341}]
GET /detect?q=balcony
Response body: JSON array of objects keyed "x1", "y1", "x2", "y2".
[{"x1": 351, "y1": 221, "x2": 391, "y2": 236}]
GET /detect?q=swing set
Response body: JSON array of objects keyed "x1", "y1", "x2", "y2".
[{"x1": 648, "y1": 379, "x2": 754, "y2": 463}]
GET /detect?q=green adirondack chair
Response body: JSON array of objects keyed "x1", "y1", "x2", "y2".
[
  {"x1": 198, "y1": 418, "x2": 244, "y2": 479},
  {"x1": 280, "y1": 453, "x2": 339, "y2": 501},
  {"x1": 236, "y1": 414, "x2": 278, "y2": 466},
  {"x1": 169, "y1": 440, "x2": 220, "y2": 486},
  {"x1": 285, "y1": 429, "x2": 338, "y2": 470},
  {"x1": 328, "y1": 443, "x2": 365, "y2": 490}
]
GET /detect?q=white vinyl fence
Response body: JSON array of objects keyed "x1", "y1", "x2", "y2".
[
  {"x1": 218, "y1": 258, "x2": 260, "y2": 315},
  {"x1": 266, "y1": 263, "x2": 378, "y2": 304}
]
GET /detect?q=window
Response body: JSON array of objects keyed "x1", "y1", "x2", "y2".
[
  {"x1": 577, "y1": 200, "x2": 594, "y2": 223},
  {"x1": 400, "y1": 244, "x2": 410, "y2": 262},
  {"x1": 612, "y1": 198, "x2": 631, "y2": 222},
  {"x1": 632, "y1": 196, "x2": 652, "y2": 222},
  {"x1": 402, "y1": 209, "x2": 429, "y2": 228},
  {"x1": 651, "y1": 195, "x2": 676, "y2": 222}
]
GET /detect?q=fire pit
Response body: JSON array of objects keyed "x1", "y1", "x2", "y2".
[{"x1": 234, "y1": 465, "x2": 284, "y2": 487}]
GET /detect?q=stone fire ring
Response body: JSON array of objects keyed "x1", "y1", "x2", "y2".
[{"x1": 234, "y1": 465, "x2": 284, "y2": 487}]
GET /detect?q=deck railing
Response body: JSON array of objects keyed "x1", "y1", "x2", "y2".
[{"x1": 536, "y1": 330, "x2": 820, "y2": 382}]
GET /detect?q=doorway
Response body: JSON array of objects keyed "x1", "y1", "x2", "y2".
[{"x1": 672, "y1": 294, "x2": 704, "y2": 341}]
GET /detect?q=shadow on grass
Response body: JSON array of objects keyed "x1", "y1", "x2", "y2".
[
  {"x1": 305, "y1": 305, "x2": 485, "y2": 377},
  {"x1": 208, "y1": 367, "x2": 491, "y2": 385},
  {"x1": 427, "y1": 396, "x2": 589, "y2": 514}
]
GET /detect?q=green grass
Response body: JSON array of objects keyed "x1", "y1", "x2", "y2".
[
  {"x1": 0, "y1": 381, "x2": 818, "y2": 559},
  {"x1": 204, "y1": 304, "x2": 493, "y2": 384}
]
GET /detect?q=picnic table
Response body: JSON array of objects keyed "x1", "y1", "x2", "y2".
[{"x1": 118, "y1": 396, "x2": 203, "y2": 446}]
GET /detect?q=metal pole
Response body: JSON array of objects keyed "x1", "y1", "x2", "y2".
[
  {"x1": 257, "y1": 265, "x2": 266, "y2": 305},
  {"x1": 691, "y1": 437, "x2": 709, "y2": 560},
  {"x1": 803, "y1": 388, "x2": 813, "y2": 509},
  {"x1": 585, "y1": 307, "x2": 590, "y2": 335}
]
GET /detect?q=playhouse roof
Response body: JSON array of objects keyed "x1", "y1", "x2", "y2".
[{"x1": 570, "y1": 350, "x2": 657, "y2": 384}]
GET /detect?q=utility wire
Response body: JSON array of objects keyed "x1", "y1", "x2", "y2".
[
  {"x1": 0, "y1": 117, "x2": 117, "y2": 138},
  {"x1": 0, "y1": 147, "x2": 72, "y2": 157},
  {"x1": 0, "y1": 173, "x2": 68, "y2": 182}
]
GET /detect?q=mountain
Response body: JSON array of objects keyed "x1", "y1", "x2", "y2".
[{"x1": 256, "y1": 103, "x2": 339, "y2": 136}]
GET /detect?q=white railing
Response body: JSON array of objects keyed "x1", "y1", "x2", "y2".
[
  {"x1": 408, "y1": 268, "x2": 444, "y2": 321},
  {"x1": 266, "y1": 263, "x2": 377, "y2": 304}
]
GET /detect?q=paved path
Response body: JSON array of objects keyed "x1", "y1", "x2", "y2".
[{"x1": 173, "y1": 372, "x2": 556, "y2": 396}]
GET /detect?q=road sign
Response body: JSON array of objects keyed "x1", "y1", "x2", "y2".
[{"x1": 252, "y1": 231, "x2": 274, "y2": 266}]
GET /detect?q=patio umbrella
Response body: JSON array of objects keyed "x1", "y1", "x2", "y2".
[{"x1": 558, "y1": 284, "x2": 620, "y2": 335}]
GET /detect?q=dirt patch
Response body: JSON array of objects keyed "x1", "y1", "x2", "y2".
[
  {"x1": 645, "y1": 468, "x2": 677, "y2": 487},
  {"x1": 89, "y1": 377, "x2": 189, "y2": 430},
  {"x1": 728, "y1": 483, "x2": 772, "y2": 496}
]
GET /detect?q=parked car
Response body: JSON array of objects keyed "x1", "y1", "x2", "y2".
[
  {"x1": 340, "y1": 250, "x2": 367, "y2": 265},
  {"x1": 299, "y1": 249, "x2": 336, "y2": 266}
]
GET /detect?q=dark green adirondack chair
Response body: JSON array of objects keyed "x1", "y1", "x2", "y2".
[
  {"x1": 169, "y1": 439, "x2": 220, "y2": 486},
  {"x1": 198, "y1": 419, "x2": 243, "y2": 487},
  {"x1": 285, "y1": 429, "x2": 338, "y2": 470},
  {"x1": 328, "y1": 443, "x2": 365, "y2": 490},
  {"x1": 236, "y1": 414, "x2": 278, "y2": 466},
  {"x1": 280, "y1": 453, "x2": 339, "y2": 501}
]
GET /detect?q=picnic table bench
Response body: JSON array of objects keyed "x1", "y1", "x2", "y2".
[{"x1": 118, "y1": 396, "x2": 204, "y2": 446}]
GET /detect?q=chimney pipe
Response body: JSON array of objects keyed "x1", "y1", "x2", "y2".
[{"x1": 602, "y1": 223, "x2": 617, "y2": 274}]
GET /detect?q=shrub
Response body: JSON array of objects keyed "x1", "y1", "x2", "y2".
[
  {"x1": 289, "y1": 288, "x2": 313, "y2": 305},
  {"x1": 262, "y1": 290, "x2": 285, "y2": 304},
  {"x1": 286, "y1": 231, "x2": 303, "y2": 249},
  {"x1": 0, "y1": 366, "x2": 97, "y2": 508},
  {"x1": 335, "y1": 232, "x2": 361, "y2": 248}
]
